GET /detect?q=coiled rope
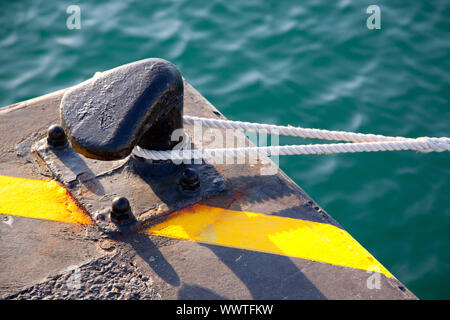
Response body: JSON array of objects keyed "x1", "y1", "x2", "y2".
[{"x1": 132, "y1": 116, "x2": 450, "y2": 160}]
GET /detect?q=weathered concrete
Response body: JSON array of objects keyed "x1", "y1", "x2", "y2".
[{"x1": 0, "y1": 78, "x2": 417, "y2": 300}]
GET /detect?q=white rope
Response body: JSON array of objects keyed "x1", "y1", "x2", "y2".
[
  {"x1": 132, "y1": 116, "x2": 450, "y2": 160},
  {"x1": 183, "y1": 116, "x2": 413, "y2": 142},
  {"x1": 133, "y1": 138, "x2": 450, "y2": 160}
]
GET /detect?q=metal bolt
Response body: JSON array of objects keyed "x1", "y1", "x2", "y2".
[
  {"x1": 47, "y1": 124, "x2": 68, "y2": 148},
  {"x1": 94, "y1": 212, "x2": 105, "y2": 221},
  {"x1": 111, "y1": 197, "x2": 131, "y2": 223},
  {"x1": 180, "y1": 168, "x2": 200, "y2": 192}
]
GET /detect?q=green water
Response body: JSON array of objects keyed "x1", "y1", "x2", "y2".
[{"x1": 1, "y1": 0, "x2": 449, "y2": 299}]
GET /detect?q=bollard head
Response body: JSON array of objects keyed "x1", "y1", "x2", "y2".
[{"x1": 60, "y1": 58, "x2": 184, "y2": 161}]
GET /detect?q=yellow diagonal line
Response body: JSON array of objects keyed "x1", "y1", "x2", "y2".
[
  {"x1": 0, "y1": 175, "x2": 393, "y2": 278},
  {"x1": 0, "y1": 175, "x2": 92, "y2": 225},
  {"x1": 141, "y1": 204, "x2": 393, "y2": 278}
]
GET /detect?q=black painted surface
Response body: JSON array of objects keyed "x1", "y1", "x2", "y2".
[{"x1": 60, "y1": 58, "x2": 184, "y2": 160}]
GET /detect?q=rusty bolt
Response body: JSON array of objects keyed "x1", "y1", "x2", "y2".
[
  {"x1": 111, "y1": 197, "x2": 131, "y2": 223},
  {"x1": 180, "y1": 168, "x2": 200, "y2": 192},
  {"x1": 47, "y1": 124, "x2": 68, "y2": 148}
]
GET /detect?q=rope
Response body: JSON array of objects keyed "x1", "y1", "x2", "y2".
[
  {"x1": 132, "y1": 116, "x2": 450, "y2": 160},
  {"x1": 133, "y1": 138, "x2": 450, "y2": 160},
  {"x1": 183, "y1": 116, "x2": 413, "y2": 142}
]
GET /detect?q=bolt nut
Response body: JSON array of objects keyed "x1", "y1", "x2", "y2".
[
  {"x1": 180, "y1": 168, "x2": 200, "y2": 192},
  {"x1": 47, "y1": 124, "x2": 68, "y2": 148},
  {"x1": 111, "y1": 197, "x2": 131, "y2": 223},
  {"x1": 93, "y1": 212, "x2": 105, "y2": 221}
]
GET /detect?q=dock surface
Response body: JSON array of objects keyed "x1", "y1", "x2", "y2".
[{"x1": 0, "y1": 80, "x2": 416, "y2": 299}]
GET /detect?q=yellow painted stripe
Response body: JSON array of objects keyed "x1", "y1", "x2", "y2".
[
  {"x1": 142, "y1": 204, "x2": 393, "y2": 278},
  {"x1": 0, "y1": 175, "x2": 92, "y2": 225},
  {"x1": 0, "y1": 174, "x2": 392, "y2": 278}
]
